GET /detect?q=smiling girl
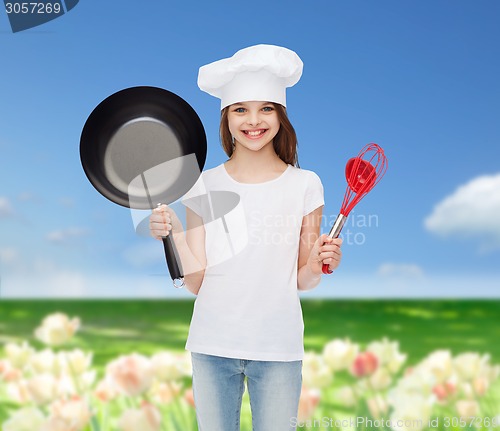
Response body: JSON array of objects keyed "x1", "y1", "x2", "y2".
[{"x1": 150, "y1": 44, "x2": 342, "y2": 431}]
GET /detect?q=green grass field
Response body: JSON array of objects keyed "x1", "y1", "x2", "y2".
[{"x1": 1, "y1": 299, "x2": 499, "y2": 370}]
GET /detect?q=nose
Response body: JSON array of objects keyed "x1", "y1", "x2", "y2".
[{"x1": 246, "y1": 110, "x2": 261, "y2": 126}]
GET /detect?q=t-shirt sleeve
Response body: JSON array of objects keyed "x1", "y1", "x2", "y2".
[{"x1": 303, "y1": 171, "x2": 325, "y2": 216}]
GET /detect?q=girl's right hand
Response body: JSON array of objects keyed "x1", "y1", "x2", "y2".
[{"x1": 149, "y1": 204, "x2": 183, "y2": 240}]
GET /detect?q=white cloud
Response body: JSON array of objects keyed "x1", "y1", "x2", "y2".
[
  {"x1": 0, "y1": 255, "x2": 85, "y2": 297},
  {"x1": 424, "y1": 173, "x2": 500, "y2": 251},
  {"x1": 17, "y1": 192, "x2": 43, "y2": 203},
  {"x1": 1, "y1": 271, "x2": 85, "y2": 298},
  {"x1": 46, "y1": 227, "x2": 90, "y2": 245},
  {"x1": 0, "y1": 246, "x2": 188, "y2": 299},
  {"x1": 0, "y1": 247, "x2": 19, "y2": 265},
  {"x1": 42, "y1": 271, "x2": 87, "y2": 297},
  {"x1": 0, "y1": 197, "x2": 14, "y2": 218},
  {"x1": 377, "y1": 263, "x2": 424, "y2": 278}
]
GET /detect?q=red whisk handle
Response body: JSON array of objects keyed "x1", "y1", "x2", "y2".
[
  {"x1": 322, "y1": 214, "x2": 347, "y2": 275},
  {"x1": 322, "y1": 264, "x2": 333, "y2": 274}
]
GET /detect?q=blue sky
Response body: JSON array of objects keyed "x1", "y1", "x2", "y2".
[{"x1": 0, "y1": 0, "x2": 499, "y2": 298}]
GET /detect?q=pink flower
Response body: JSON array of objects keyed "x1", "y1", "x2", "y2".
[
  {"x1": 367, "y1": 395, "x2": 388, "y2": 419},
  {"x1": 432, "y1": 384, "x2": 448, "y2": 401},
  {"x1": 445, "y1": 381, "x2": 457, "y2": 396},
  {"x1": 0, "y1": 360, "x2": 21, "y2": 382},
  {"x1": 49, "y1": 396, "x2": 92, "y2": 430},
  {"x1": 351, "y1": 352, "x2": 378, "y2": 377},
  {"x1": 432, "y1": 380, "x2": 457, "y2": 403},
  {"x1": 6, "y1": 379, "x2": 31, "y2": 404},
  {"x1": 150, "y1": 381, "x2": 181, "y2": 405},
  {"x1": 472, "y1": 376, "x2": 489, "y2": 396},
  {"x1": 2, "y1": 407, "x2": 46, "y2": 431},
  {"x1": 118, "y1": 402, "x2": 162, "y2": 431},
  {"x1": 34, "y1": 313, "x2": 80, "y2": 346},
  {"x1": 297, "y1": 386, "x2": 321, "y2": 422},
  {"x1": 94, "y1": 377, "x2": 119, "y2": 403},
  {"x1": 26, "y1": 374, "x2": 59, "y2": 405},
  {"x1": 106, "y1": 353, "x2": 153, "y2": 397},
  {"x1": 151, "y1": 351, "x2": 191, "y2": 381},
  {"x1": 184, "y1": 387, "x2": 195, "y2": 408},
  {"x1": 4, "y1": 342, "x2": 35, "y2": 369},
  {"x1": 39, "y1": 417, "x2": 70, "y2": 431},
  {"x1": 0, "y1": 359, "x2": 8, "y2": 376},
  {"x1": 404, "y1": 366, "x2": 414, "y2": 376},
  {"x1": 322, "y1": 338, "x2": 359, "y2": 372}
]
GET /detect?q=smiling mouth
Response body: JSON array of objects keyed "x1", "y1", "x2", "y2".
[{"x1": 242, "y1": 129, "x2": 267, "y2": 137}]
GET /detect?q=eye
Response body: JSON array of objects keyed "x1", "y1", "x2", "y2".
[
  {"x1": 262, "y1": 106, "x2": 274, "y2": 112},
  {"x1": 233, "y1": 107, "x2": 246, "y2": 113}
]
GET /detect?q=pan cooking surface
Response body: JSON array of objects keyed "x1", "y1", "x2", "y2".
[{"x1": 103, "y1": 117, "x2": 182, "y2": 197}]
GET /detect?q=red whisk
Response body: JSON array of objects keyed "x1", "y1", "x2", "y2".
[{"x1": 323, "y1": 143, "x2": 388, "y2": 274}]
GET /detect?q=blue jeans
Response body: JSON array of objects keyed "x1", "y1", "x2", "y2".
[{"x1": 191, "y1": 352, "x2": 302, "y2": 431}]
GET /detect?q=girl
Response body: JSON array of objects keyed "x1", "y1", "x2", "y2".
[{"x1": 150, "y1": 44, "x2": 342, "y2": 431}]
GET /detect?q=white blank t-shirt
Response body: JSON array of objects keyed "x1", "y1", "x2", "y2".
[{"x1": 181, "y1": 163, "x2": 324, "y2": 361}]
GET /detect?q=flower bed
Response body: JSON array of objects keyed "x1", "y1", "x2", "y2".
[{"x1": 1, "y1": 312, "x2": 500, "y2": 431}]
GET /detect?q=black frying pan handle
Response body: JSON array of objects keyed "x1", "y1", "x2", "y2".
[{"x1": 162, "y1": 235, "x2": 184, "y2": 288}]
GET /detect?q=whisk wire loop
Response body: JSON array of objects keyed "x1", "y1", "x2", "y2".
[{"x1": 323, "y1": 143, "x2": 388, "y2": 274}]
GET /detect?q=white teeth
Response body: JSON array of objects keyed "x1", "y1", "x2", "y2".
[{"x1": 245, "y1": 130, "x2": 265, "y2": 136}]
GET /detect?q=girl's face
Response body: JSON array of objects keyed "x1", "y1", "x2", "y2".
[{"x1": 227, "y1": 101, "x2": 280, "y2": 152}]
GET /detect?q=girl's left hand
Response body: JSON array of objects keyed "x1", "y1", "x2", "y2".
[{"x1": 307, "y1": 234, "x2": 343, "y2": 275}]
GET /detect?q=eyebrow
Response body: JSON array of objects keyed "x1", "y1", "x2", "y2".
[{"x1": 232, "y1": 102, "x2": 273, "y2": 108}]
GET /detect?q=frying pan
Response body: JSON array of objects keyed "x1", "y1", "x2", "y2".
[{"x1": 80, "y1": 86, "x2": 207, "y2": 288}]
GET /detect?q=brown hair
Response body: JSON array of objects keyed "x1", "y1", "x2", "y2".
[{"x1": 219, "y1": 103, "x2": 300, "y2": 168}]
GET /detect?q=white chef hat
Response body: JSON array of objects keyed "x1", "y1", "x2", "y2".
[{"x1": 198, "y1": 44, "x2": 303, "y2": 109}]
